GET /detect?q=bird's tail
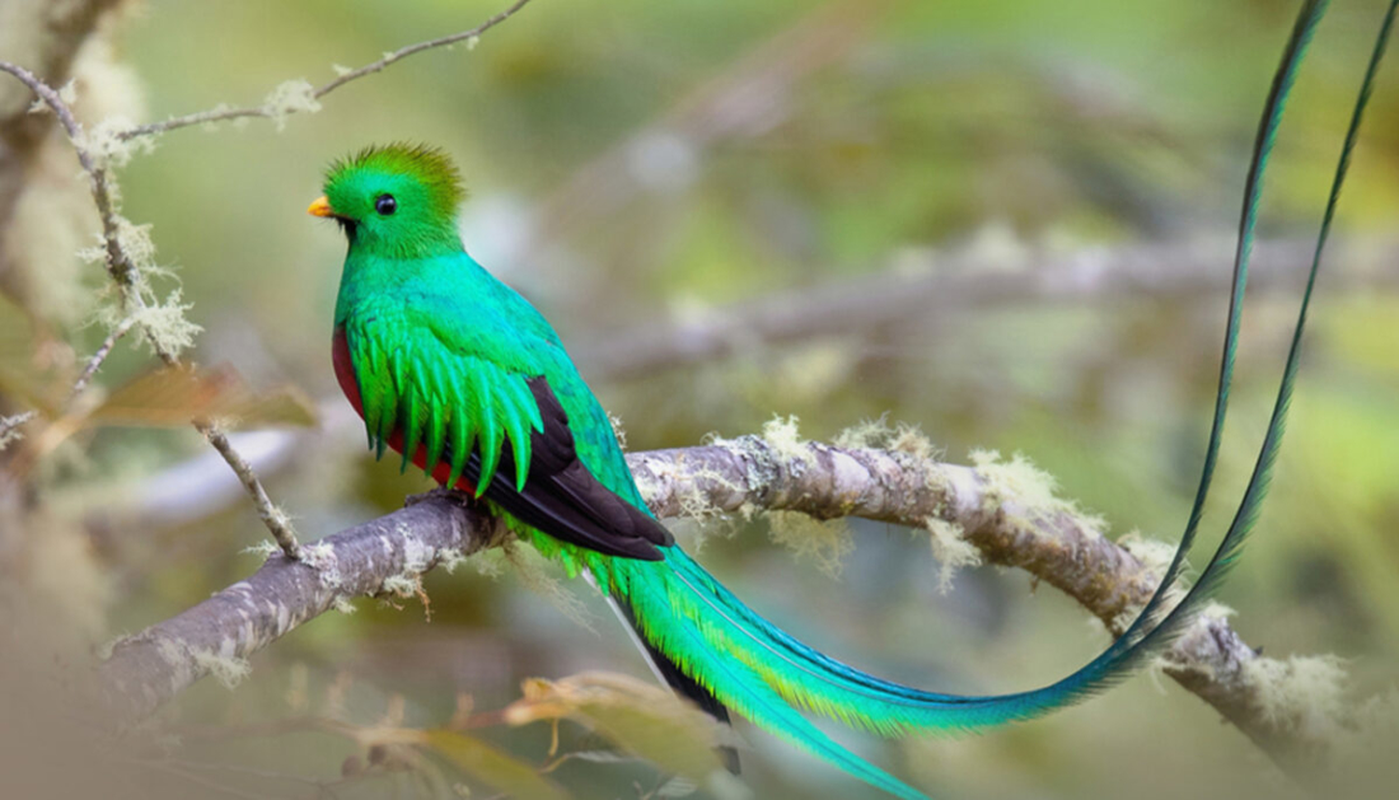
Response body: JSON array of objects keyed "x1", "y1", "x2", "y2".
[{"x1": 589, "y1": 0, "x2": 1397, "y2": 796}]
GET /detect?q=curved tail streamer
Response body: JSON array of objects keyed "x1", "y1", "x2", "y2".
[{"x1": 589, "y1": 0, "x2": 1396, "y2": 795}]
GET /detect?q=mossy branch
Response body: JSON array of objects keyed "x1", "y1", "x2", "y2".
[
  {"x1": 577, "y1": 233, "x2": 1399, "y2": 380},
  {"x1": 101, "y1": 434, "x2": 1333, "y2": 772},
  {"x1": 113, "y1": 0, "x2": 537, "y2": 140}
]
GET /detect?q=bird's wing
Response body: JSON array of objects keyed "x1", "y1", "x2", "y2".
[{"x1": 342, "y1": 298, "x2": 671, "y2": 561}]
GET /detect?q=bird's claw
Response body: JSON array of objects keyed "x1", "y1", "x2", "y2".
[{"x1": 405, "y1": 486, "x2": 475, "y2": 508}]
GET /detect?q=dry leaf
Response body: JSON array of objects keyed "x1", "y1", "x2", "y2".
[
  {"x1": 420, "y1": 729, "x2": 569, "y2": 800},
  {"x1": 505, "y1": 671, "x2": 725, "y2": 781},
  {"x1": 88, "y1": 364, "x2": 317, "y2": 428}
]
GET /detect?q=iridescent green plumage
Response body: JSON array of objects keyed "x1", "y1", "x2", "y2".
[{"x1": 315, "y1": 4, "x2": 1391, "y2": 792}]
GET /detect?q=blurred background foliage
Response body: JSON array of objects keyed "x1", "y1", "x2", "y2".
[{"x1": 2, "y1": 0, "x2": 1398, "y2": 798}]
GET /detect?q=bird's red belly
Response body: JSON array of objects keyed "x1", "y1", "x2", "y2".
[{"x1": 332, "y1": 327, "x2": 474, "y2": 492}]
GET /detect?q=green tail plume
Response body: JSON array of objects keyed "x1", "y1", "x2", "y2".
[{"x1": 588, "y1": 0, "x2": 1395, "y2": 795}]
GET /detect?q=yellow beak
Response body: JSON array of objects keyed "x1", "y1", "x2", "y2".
[{"x1": 307, "y1": 195, "x2": 334, "y2": 217}]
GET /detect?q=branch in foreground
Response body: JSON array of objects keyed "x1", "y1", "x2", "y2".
[{"x1": 101, "y1": 434, "x2": 1320, "y2": 768}]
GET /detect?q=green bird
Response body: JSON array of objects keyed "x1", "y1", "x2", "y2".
[{"x1": 309, "y1": 1, "x2": 1391, "y2": 794}]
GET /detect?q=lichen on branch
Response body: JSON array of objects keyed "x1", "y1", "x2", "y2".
[{"x1": 100, "y1": 432, "x2": 1359, "y2": 775}]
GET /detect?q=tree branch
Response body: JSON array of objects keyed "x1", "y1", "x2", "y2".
[
  {"x1": 577, "y1": 233, "x2": 1399, "y2": 379},
  {"x1": 68, "y1": 313, "x2": 135, "y2": 400},
  {"x1": 0, "y1": 410, "x2": 37, "y2": 447},
  {"x1": 101, "y1": 435, "x2": 1312, "y2": 769},
  {"x1": 113, "y1": 0, "x2": 537, "y2": 141}
]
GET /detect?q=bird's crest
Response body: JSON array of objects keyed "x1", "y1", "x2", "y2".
[{"x1": 325, "y1": 142, "x2": 465, "y2": 219}]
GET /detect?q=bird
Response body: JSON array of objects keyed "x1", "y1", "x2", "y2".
[{"x1": 306, "y1": 1, "x2": 1390, "y2": 794}]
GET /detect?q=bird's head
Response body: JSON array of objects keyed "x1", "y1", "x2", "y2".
[{"x1": 309, "y1": 142, "x2": 465, "y2": 258}]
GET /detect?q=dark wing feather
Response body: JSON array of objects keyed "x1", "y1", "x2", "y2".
[
  {"x1": 610, "y1": 593, "x2": 740, "y2": 774},
  {"x1": 452, "y1": 376, "x2": 673, "y2": 561}
]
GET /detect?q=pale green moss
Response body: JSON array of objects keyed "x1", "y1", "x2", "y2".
[
  {"x1": 1199, "y1": 600, "x2": 1236, "y2": 620},
  {"x1": 677, "y1": 467, "x2": 736, "y2": 520},
  {"x1": 924, "y1": 516, "x2": 980, "y2": 593},
  {"x1": 240, "y1": 539, "x2": 280, "y2": 559},
  {"x1": 132, "y1": 289, "x2": 201, "y2": 356},
  {"x1": 655, "y1": 463, "x2": 741, "y2": 551},
  {"x1": 192, "y1": 648, "x2": 252, "y2": 689},
  {"x1": 262, "y1": 78, "x2": 322, "y2": 130},
  {"x1": 630, "y1": 468, "x2": 661, "y2": 506},
  {"x1": 3, "y1": 23, "x2": 148, "y2": 326},
  {"x1": 608, "y1": 412, "x2": 629, "y2": 451},
  {"x1": 970, "y1": 448, "x2": 1104, "y2": 538},
  {"x1": 299, "y1": 541, "x2": 341, "y2": 590},
  {"x1": 767, "y1": 511, "x2": 852, "y2": 579},
  {"x1": 78, "y1": 115, "x2": 154, "y2": 170},
  {"x1": 502, "y1": 539, "x2": 595, "y2": 631},
  {"x1": 835, "y1": 415, "x2": 939, "y2": 462},
  {"x1": 380, "y1": 573, "x2": 421, "y2": 599},
  {"x1": 469, "y1": 548, "x2": 508, "y2": 578},
  {"x1": 760, "y1": 414, "x2": 816, "y2": 468},
  {"x1": 437, "y1": 547, "x2": 469, "y2": 574},
  {"x1": 79, "y1": 216, "x2": 202, "y2": 358},
  {"x1": 1243, "y1": 653, "x2": 1349, "y2": 740},
  {"x1": 95, "y1": 631, "x2": 130, "y2": 661}
]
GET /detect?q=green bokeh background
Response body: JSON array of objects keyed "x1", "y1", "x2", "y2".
[{"x1": 23, "y1": 0, "x2": 1399, "y2": 797}]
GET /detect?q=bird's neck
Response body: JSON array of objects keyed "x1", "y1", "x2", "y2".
[{"x1": 333, "y1": 246, "x2": 482, "y2": 326}]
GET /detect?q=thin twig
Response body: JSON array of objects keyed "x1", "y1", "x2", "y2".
[
  {"x1": 0, "y1": 411, "x2": 38, "y2": 444},
  {"x1": 201, "y1": 424, "x2": 300, "y2": 559},
  {"x1": 69, "y1": 315, "x2": 137, "y2": 400},
  {"x1": 114, "y1": 0, "x2": 537, "y2": 141}
]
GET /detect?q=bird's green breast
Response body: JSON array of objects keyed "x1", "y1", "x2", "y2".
[{"x1": 334, "y1": 248, "x2": 648, "y2": 512}]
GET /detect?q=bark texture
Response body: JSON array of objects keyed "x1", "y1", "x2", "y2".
[{"x1": 101, "y1": 434, "x2": 1302, "y2": 766}]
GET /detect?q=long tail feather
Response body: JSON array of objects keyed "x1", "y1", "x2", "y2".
[
  {"x1": 606, "y1": 558, "x2": 927, "y2": 800},
  {"x1": 601, "y1": 0, "x2": 1332, "y2": 740},
  {"x1": 594, "y1": 0, "x2": 1395, "y2": 794}
]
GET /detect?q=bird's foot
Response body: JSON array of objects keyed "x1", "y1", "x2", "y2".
[{"x1": 405, "y1": 486, "x2": 475, "y2": 509}]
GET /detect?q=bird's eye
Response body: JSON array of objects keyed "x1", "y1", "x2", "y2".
[{"x1": 374, "y1": 194, "x2": 397, "y2": 216}]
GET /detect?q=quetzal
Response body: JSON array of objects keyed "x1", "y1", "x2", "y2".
[{"x1": 307, "y1": 0, "x2": 1391, "y2": 794}]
